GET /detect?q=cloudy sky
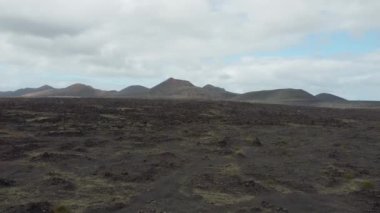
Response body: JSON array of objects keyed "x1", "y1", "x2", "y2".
[{"x1": 0, "y1": 0, "x2": 379, "y2": 100}]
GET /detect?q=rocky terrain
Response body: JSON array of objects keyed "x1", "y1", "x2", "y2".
[{"x1": 0, "y1": 98, "x2": 379, "y2": 212}]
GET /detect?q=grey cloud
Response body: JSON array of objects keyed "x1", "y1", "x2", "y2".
[{"x1": 0, "y1": 16, "x2": 84, "y2": 38}]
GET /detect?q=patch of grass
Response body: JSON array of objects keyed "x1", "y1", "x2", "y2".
[
  {"x1": 234, "y1": 148, "x2": 246, "y2": 158},
  {"x1": 219, "y1": 163, "x2": 241, "y2": 176},
  {"x1": 342, "y1": 171, "x2": 355, "y2": 180},
  {"x1": 45, "y1": 176, "x2": 137, "y2": 212},
  {"x1": 322, "y1": 165, "x2": 355, "y2": 180},
  {"x1": 193, "y1": 189, "x2": 254, "y2": 206},
  {"x1": 262, "y1": 179, "x2": 293, "y2": 194},
  {"x1": 200, "y1": 130, "x2": 223, "y2": 144},
  {"x1": 318, "y1": 179, "x2": 376, "y2": 195},
  {"x1": 0, "y1": 187, "x2": 29, "y2": 205},
  {"x1": 359, "y1": 180, "x2": 375, "y2": 191}
]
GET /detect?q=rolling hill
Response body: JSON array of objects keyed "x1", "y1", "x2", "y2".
[
  {"x1": 234, "y1": 89, "x2": 317, "y2": 103},
  {"x1": 202, "y1": 84, "x2": 238, "y2": 99},
  {"x1": 117, "y1": 85, "x2": 150, "y2": 97},
  {"x1": 315, "y1": 93, "x2": 347, "y2": 102}
]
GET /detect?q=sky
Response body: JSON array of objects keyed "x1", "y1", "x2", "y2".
[{"x1": 0, "y1": 0, "x2": 380, "y2": 100}]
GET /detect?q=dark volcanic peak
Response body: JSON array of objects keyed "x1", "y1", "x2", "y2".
[
  {"x1": 202, "y1": 84, "x2": 238, "y2": 99},
  {"x1": 120, "y1": 85, "x2": 149, "y2": 93},
  {"x1": 118, "y1": 85, "x2": 149, "y2": 97},
  {"x1": 236, "y1": 88, "x2": 316, "y2": 102},
  {"x1": 150, "y1": 77, "x2": 196, "y2": 96},
  {"x1": 66, "y1": 83, "x2": 94, "y2": 90},
  {"x1": 315, "y1": 93, "x2": 347, "y2": 102},
  {"x1": 203, "y1": 84, "x2": 226, "y2": 92},
  {"x1": 55, "y1": 83, "x2": 98, "y2": 97},
  {"x1": 155, "y1": 77, "x2": 194, "y2": 88}
]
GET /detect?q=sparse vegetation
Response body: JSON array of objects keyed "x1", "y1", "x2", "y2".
[
  {"x1": 220, "y1": 163, "x2": 241, "y2": 176},
  {"x1": 359, "y1": 180, "x2": 375, "y2": 191},
  {"x1": 193, "y1": 189, "x2": 255, "y2": 206},
  {"x1": 234, "y1": 148, "x2": 246, "y2": 158}
]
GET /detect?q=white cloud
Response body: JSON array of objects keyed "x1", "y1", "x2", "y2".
[{"x1": 0, "y1": 0, "x2": 379, "y2": 99}]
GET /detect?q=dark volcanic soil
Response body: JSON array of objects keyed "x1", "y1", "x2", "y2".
[{"x1": 0, "y1": 98, "x2": 379, "y2": 213}]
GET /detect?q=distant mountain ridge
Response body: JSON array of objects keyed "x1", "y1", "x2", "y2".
[
  {"x1": 0, "y1": 77, "x2": 351, "y2": 106},
  {"x1": 23, "y1": 84, "x2": 108, "y2": 98}
]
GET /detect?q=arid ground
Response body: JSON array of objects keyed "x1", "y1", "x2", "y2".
[{"x1": 0, "y1": 99, "x2": 379, "y2": 213}]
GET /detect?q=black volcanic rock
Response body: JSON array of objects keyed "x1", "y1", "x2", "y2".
[
  {"x1": 235, "y1": 89, "x2": 316, "y2": 103},
  {"x1": 315, "y1": 93, "x2": 347, "y2": 102}
]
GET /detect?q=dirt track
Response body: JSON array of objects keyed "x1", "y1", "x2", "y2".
[{"x1": 0, "y1": 98, "x2": 379, "y2": 212}]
